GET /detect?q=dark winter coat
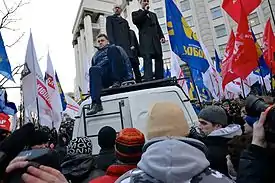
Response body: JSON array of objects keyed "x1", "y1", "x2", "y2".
[
  {"x1": 132, "y1": 9, "x2": 164, "y2": 57},
  {"x1": 89, "y1": 164, "x2": 137, "y2": 183},
  {"x1": 237, "y1": 144, "x2": 275, "y2": 183},
  {"x1": 61, "y1": 154, "x2": 105, "y2": 183},
  {"x1": 115, "y1": 137, "x2": 235, "y2": 183},
  {"x1": 202, "y1": 124, "x2": 242, "y2": 176},
  {"x1": 129, "y1": 30, "x2": 140, "y2": 59},
  {"x1": 106, "y1": 15, "x2": 132, "y2": 58},
  {"x1": 95, "y1": 149, "x2": 117, "y2": 172}
]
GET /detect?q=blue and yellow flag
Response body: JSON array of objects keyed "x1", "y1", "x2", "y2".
[
  {"x1": 55, "y1": 72, "x2": 67, "y2": 111},
  {"x1": 165, "y1": 0, "x2": 209, "y2": 73},
  {"x1": 251, "y1": 29, "x2": 270, "y2": 77},
  {"x1": 0, "y1": 32, "x2": 14, "y2": 81},
  {"x1": 215, "y1": 50, "x2": 222, "y2": 74}
]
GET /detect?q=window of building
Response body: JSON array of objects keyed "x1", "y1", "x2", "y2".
[
  {"x1": 185, "y1": 16, "x2": 194, "y2": 27},
  {"x1": 152, "y1": 0, "x2": 162, "y2": 3},
  {"x1": 219, "y1": 44, "x2": 227, "y2": 56},
  {"x1": 154, "y1": 7, "x2": 164, "y2": 18},
  {"x1": 211, "y1": 6, "x2": 223, "y2": 20},
  {"x1": 180, "y1": 0, "x2": 191, "y2": 12},
  {"x1": 160, "y1": 23, "x2": 168, "y2": 34},
  {"x1": 215, "y1": 24, "x2": 227, "y2": 38},
  {"x1": 255, "y1": 32, "x2": 263, "y2": 46},
  {"x1": 249, "y1": 12, "x2": 260, "y2": 27},
  {"x1": 162, "y1": 42, "x2": 170, "y2": 52}
]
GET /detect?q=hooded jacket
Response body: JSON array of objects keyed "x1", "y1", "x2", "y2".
[
  {"x1": 203, "y1": 124, "x2": 242, "y2": 176},
  {"x1": 115, "y1": 137, "x2": 235, "y2": 183},
  {"x1": 61, "y1": 154, "x2": 105, "y2": 183}
]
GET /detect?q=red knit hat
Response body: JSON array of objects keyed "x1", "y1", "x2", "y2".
[{"x1": 115, "y1": 128, "x2": 145, "y2": 164}]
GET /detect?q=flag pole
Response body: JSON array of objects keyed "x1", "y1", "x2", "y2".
[
  {"x1": 257, "y1": 62, "x2": 268, "y2": 95},
  {"x1": 268, "y1": 0, "x2": 275, "y2": 26},
  {"x1": 240, "y1": 79, "x2": 246, "y2": 98},
  {"x1": 188, "y1": 67, "x2": 203, "y2": 108}
]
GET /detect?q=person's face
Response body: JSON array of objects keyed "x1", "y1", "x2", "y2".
[
  {"x1": 223, "y1": 103, "x2": 230, "y2": 112},
  {"x1": 114, "y1": 6, "x2": 122, "y2": 15},
  {"x1": 198, "y1": 119, "x2": 222, "y2": 136},
  {"x1": 97, "y1": 36, "x2": 108, "y2": 48},
  {"x1": 244, "y1": 123, "x2": 253, "y2": 134},
  {"x1": 141, "y1": 0, "x2": 149, "y2": 9}
]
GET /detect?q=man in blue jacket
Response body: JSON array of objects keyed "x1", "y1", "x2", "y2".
[{"x1": 87, "y1": 34, "x2": 132, "y2": 115}]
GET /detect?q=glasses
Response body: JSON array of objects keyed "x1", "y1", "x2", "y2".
[{"x1": 142, "y1": 0, "x2": 149, "y2": 2}]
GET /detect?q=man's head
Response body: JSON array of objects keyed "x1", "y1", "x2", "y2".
[
  {"x1": 115, "y1": 128, "x2": 145, "y2": 164},
  {"x1": 140, "y1": 0, "x2": 149, "y2": 9},
  {"x1": 98, "y1": 126, "x2": 117, "y2": 149},
  {"x1": 97, "y1": 34, "x2": 109, "y2": 48},
  {"x1": 113, "y1": 4, "x2": 122, "y2": 15},
  {"x1": 198, "y1": 106, "x2": 228, "y2": 136}
]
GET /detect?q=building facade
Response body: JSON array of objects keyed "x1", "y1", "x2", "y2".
[{"x1": 72, "y1": 0, "x2": 275, "y2": 99}]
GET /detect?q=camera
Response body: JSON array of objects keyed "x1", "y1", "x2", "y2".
[{"x1": 245, "y1": 95, "x2": 275, "y2": 142}]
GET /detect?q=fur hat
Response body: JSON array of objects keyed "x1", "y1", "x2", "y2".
[
  {"x1": 198, "y1": 106, "x2": 228, "y2": 126},
  {"x1": 147, "y1": 102, "x2": 190, "y2": 140}
]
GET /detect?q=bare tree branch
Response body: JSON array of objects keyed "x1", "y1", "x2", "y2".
[
  {"x1": 0, "y1": 0, "x2": 30, "y2": 47},
  {"x1": 5, "y1": 32, "x2": 25, "y2": 47}
]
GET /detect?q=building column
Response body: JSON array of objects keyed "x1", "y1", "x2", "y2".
[
  {"x1": 193, "y1": 0, "x2": 215, "y2": 56},
  {"x1": 80, "y1": 28, "x2": 89, "y2": 93},
  {"x1": 99, "y1": 14, "x2": 107, "y2": 34},
  {"x1": 84, "y1": 14, "x2": 95, "y2": 64},
  {"x1": 77, "y1": 35, "x2": 84, "y2": 94},
  {"x1": 73, "y1": 39, "x2": 81, "y2": 100}
]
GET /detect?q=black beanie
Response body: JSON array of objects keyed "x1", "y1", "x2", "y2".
[{"x1": 98, "y1": 126, "x2": 116, "y2": 149}]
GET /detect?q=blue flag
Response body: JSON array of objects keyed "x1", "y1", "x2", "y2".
[
  {"x1": 0, "y1": 32, "x2": 14, "y2": 81},
  {"x1": 251, "y1": 29, "x2": 270, "y2": 77},
  {"x1": 191, "y1": 69, "x2": 211, "y2": 101},
  {"x1": 215, "y1": 50, "x2": 222, "y2": 73},
  {"x1": 55, "y1": 72, "x2": 67, "y2": 111},
  {"x1": 165, "y1": 0, "x2": 209, "y2": 72}
]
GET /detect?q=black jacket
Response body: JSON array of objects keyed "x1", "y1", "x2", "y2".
[
  {"x1": 237, "y1": 144, "x2": 275, "y2": 183},
  {"x1": 132, "y1": 9, "x2": 164, "y2": 57},
  {"x1": 203, "y1": 136, "x2": 230, "y2": 176},
  {"x1": 106, "y1": 15, "x2": 132, "y2": 58},
  {"x1": 95, "y1": 148, "x2": 117, "y2": 171},
  {"x1": 61, "y1": 154, "x2": 105, "y2": 183},
  {"x1": 129, "y1": 29, "x2": 140, "y2": 59}
]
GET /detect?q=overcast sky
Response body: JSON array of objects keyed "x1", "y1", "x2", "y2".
[{"x1": 1, "y1": 0, "x2": 81, "y2": 105}]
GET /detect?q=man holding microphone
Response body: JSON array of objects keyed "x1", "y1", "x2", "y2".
[{"x1": 132, "y1": 0, "x2": 165, "y2": 82}]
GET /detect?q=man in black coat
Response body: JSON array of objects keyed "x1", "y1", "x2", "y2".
[
  {"x1": 129, "y1": 29, "x2": 142, "y2": 83},
  {"x1": 106, "y1": 5, "x2": 132, "y2": 59},
  {"x1": 132, "y1": 0, "x2": 165, "y2": 81}
]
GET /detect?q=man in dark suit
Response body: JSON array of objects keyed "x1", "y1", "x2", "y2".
[{"x1": 132, "y1": 0, "x2": 165, "y2": 81}]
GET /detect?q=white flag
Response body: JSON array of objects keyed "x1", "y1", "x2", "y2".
[
  {"x1": 22, "y1": 33, "x2": 53, "y2": 128},
  {"x1": 64, "y1": 94, "x2": 80, "y2": 119},
  {"x1": 170, "y1": 51, "x2": 189, "y2": 96},
  {"x1": 200, "y1": 42, "x2": 223, "y2": 101},
  {"x1": 45, "y1": 53, "x2": 62, "y2": 130}
]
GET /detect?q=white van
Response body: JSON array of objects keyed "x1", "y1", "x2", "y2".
[{"x1": 73, "y1": 79, "x2": 198, "y2": 154}]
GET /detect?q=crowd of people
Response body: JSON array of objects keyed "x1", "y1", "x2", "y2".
[{"x1": 0, "y1": 95, "x2": 275, "y2": 183}]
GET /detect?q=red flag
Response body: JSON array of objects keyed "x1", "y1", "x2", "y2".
[
  {"x1": 222, "y1": 31, "x2": 238, "y2": 89},
  {"x1": 231, "y1": 7, "x2": 258, "y2": 79},
  {"x1": 263, "y1": 19, "x2": 275, "y2": 74},
  {"x1": 222, "y1": 0, "x2": 261, "y2": 23}
]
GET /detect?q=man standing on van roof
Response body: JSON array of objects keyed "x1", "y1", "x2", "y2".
[
  {"x1": 132, "y1": 0, "x2": 165, "y2": 81},
  {"x1": 87, "y1": 34, "x2": 130, "y2": 115}
]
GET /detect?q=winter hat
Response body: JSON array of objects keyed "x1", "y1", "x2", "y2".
[
  {"x1": 147, "y1": 102, "x2": 190, "y2": 140},
  {"x1": 198, "y1": 106, "x2": 228, "y2": 126},
  {"x1": 98, "y1": 126, "x2": 117, "y2": 149},
  {"x1": 115, "y1": 128, "x2": 145, "y2": 163},
  {"x1": 244, "y1": 116, "x2": 259, "y2": 127},
  {"x1": 0, "y1": 113, "x2": 10, "y2": 132},
  {"x1": 67, "y1": 137, "x2": 93, "y2": 156}
]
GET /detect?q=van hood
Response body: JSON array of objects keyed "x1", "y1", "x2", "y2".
[{"x1": 138, "y1": 138, "x2": 210, "y2": 182}]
